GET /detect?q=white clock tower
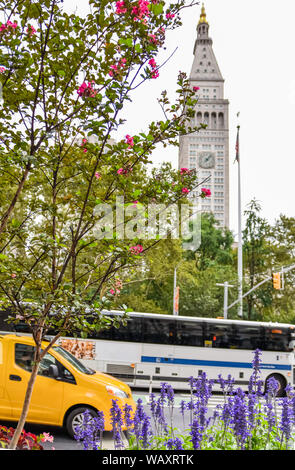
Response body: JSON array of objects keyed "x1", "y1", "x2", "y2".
[{"x1": 179, "y1": 4, "x2": 229, "y2": 227}]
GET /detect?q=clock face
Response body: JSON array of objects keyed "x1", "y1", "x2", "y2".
[{"x1": 198, "y1": 152, "x2": 215, "y2": 169}]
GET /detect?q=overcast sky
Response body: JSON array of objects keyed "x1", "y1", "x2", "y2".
[{"x1": 64, "y1": 0, "x2": 295, "y2": 237}]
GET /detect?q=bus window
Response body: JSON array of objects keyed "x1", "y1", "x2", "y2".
[
  {"x1": 264, "y1": 328, "x2": 290, "y2": 352},
  {"x1": 205, "y1": 323, "x2": 232, "y2": 348},
  {"x1": 142, "y1": 318, "x2": 175, "y2": 344},
  {"x1": 126, "y1": 317, "x2": 142, "y2": 342},
  {"x1": 232, "y1": 325, "x2": 264, "y2": 350},
  {"x1": 175, "y1": 321, "x2": 204, "y2": 347}
]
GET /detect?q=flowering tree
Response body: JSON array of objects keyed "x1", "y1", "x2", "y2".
[{"x1": 0, "y1": 0, "x2": 209, "y2": 449}]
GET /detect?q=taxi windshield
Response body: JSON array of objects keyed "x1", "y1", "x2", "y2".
[{"x1": 53, "y1": 346, "x2": 95, "y2": 375}]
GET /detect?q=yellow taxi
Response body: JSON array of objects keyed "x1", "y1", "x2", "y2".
[{"x1": 0, "y1": 334, "x2": 136, "y2": 437}]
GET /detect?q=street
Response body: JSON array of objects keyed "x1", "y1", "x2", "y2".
[{"x1": 1, "y1": 392, "x2": 285, "y2": 450}]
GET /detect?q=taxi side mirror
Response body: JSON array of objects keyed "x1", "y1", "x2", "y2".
[{"x1": 48, "y1": 364, "x2": 59, "y2": 378}]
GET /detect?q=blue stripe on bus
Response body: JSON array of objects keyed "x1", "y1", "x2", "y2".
[{"x1": 141, "y1": 356, "x2": 291, "y2": 371}]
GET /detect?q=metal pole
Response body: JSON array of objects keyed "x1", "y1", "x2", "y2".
[
  {"x1": 216, "y1": 282, "x2": 234, "y2": 319},
  {"x1": 237, "y1": 124, "x2": 243, "y2": 317},
  {"x1": 224, "y1": 281, "x2": 228, "y2": 319},
  {"x1": 173, "y1": 267, "x2": 177, "y2": 316}
]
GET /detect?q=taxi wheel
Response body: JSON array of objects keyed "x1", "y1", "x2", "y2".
[{"x1": 66, "y1": 407, "x2": 98, "y2": 439}]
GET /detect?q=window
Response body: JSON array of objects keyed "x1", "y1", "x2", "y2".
[
  {"x1": 15, "y1": 343, "x2": 77, "y2": 382},
  {"x1": 142, "y1": 318, "x2": 175, "y2": 344},
  {"x1": 204, "y1": 323, "x2": 233, "y2": 348},
  {"x1": 15, "y1": 344, "x2": 34, "y2": 372},
  {"x1": 231, "y1": 325, "x2": 265, "y2": 350},
  {"x1": 264, "y1": 328, "x2": 291, "y2": 352},
  {"x1": 175, "y1": 321, "x2": 204, "y2": 347},
  {"x1": 54, "y1": 346, "x2": 94, "y2": 375}
]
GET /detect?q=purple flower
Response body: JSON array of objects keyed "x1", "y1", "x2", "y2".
[
  {"x1": 232, "y1": 389, "x2": 250, "y2": 449},
  {"x1": 74, "y1": 409, "x2": 104, "y2": 450},
  {"x1": 252, "y1": 349, "x2": 262, "y2": 373},
  {"x1": 280, "y1": 397, "x2": 292, "y2": 446},
  {"x1": 123, "y1": 403, "x2": 133, "y2": 429},
  {"x1": 166, "y1": 384, "x2": 174, "y2": 405},
  {"x1": 166, "y1": 437, "x2": 183, "y2": 450},
  {"x1": 266, "y1": 376, "x2": 280, "y2": 398},
  {"x1": 190, "y1": 419, "x2": 203, "y2": 450},
  {"x1": 140, "y1": 415, "x2": 151, "y2": 449},
  {"x1": 110, "y1": 400, "x2": 124, "y2": 449},
  {"x1": 136, "y1": 398, "x2": 145, "y2": 421},
  {"x1": 264, "y1": 401, "x2": 276, "y2": 433},
  {"x1": 155, "y1": 397, "x2": 168, "y2": 434}
]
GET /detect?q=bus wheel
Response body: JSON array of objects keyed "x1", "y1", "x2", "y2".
[
  {"x1": 265, "y1": 374, "x2": 286, "y2": 398},
  {"x1": 66, "y1": 407, "x2": 98, "y2": 439}
]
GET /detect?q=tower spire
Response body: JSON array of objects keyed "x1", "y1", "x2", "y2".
[{"x1": 198, "y1": 3, "x2": 208, "y2": 25}]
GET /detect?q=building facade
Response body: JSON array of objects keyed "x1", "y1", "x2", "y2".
[{"x1": 179, "y1": 4, "x2": 229, "y2": 227}]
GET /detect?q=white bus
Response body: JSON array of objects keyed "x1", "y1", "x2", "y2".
[
  {"x1": 2, "y1": 310, "x2": 295, "y2": 396},
  {"x1": 56, "y1": 311, "x2": 295, "y2": 396}
]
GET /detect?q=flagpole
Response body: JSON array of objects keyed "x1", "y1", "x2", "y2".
[{"x1": 236, "y1": 122, "x2": 243, "y2": 317}]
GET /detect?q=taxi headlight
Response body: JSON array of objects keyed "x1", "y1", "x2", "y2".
[{"x1": 106, "y1": 385, "x2": 129, "y2": 399}]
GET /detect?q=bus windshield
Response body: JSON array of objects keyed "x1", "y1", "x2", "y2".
[{"x1": 53, "y1": 346, "x2": 95, "y2": 375}]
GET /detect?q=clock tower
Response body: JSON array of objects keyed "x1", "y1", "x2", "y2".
[{"x1": 179, "y1": 4, "x2": 229, "y2": 227}]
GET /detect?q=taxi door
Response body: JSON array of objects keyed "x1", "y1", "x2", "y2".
[
  {"x1": 0, "y1": 340, "x2": 12, "y2": 419},
  {"x1": 7, "y1": 341, "x2": 64, "y2": 425}
]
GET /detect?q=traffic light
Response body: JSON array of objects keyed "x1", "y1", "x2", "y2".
[{"x1": 272, "y1": 272, "x2": 281, "y2": 290}]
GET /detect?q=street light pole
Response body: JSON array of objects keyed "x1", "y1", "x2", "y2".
[{"x1": 216, "y1": 281, "x2": 234, "y2": 319}]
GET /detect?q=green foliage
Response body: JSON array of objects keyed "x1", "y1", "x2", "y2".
[{"x1": 119, "y1": 213, "x2": 237, "y2": 317}]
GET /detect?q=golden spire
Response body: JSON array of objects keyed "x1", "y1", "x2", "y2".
[{"x1": 198, "y1": 3, "x2": 208, "y2": 25}]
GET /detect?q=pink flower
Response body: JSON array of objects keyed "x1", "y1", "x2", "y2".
[
  {"x1": 131, "y1": 0, "x2": 150, "y2": 20},
  {"x1": 182, "y1": 187, "x2": 189, "y2": 194},
  {"x1": 115, "y1": 1, "x2": 127, "y2": 14},
  {"x1": 6, "y1": 20, "x2": 17, "y2": 29},
  {"x1": 95, "y1": 172, "x2": 101, "y2": 179},
  {"x1": 108, "y1": 58, "x2": 127, "y2": 77},
  {"x1": 180, "y1": 168, "x2": 190, "y2": 175},
  {"x1": 193, "y1": 86, "x2": 200, "y2": 92},
  {"x1": 201, "y1": 188, "x2": 211, "y2": 197},
  {"x1": 77, "y1": 81, "x2": 97, "y2": 98},
  {"x1": 109, "y1": 289, "x2": 115, "y2": 295},
  {"x1": 132, "y1": 200, "x2": 138, "y2": 207},
  {"x1": 27, "y1": 25, "x2": 36, "y2": 36},
  {"x1": 166, "y1": 12, "x2": 175, "y2": 19},
  {"x1": 125, "y1": 134, "x2": 134, "y2": 148},
  {"x1": 151, "y1": 70, "x2": 159, "y2": 79},
  {"x1": 148, "y1": 58, "x2": 157, "y2": 68},
  {"x1": 81, "y1": 138, "x2": 88, "y2": 153},
  {"x1": 0, "y1": 66, "x2": 6, "y2": 73},
  {"x1": 129, "y1": 244, "x2": 143, "y2": 255},
  {"x1": 11, "y1": 273, "x2": 16, "y2": 278},
  {"x1": 148, "y1": 34, "x2": 158, "y2": 44},
  {"x1": 148, "y1": 58, "x2": 159, "y2": 79},
  {"x1": 0, "y1": 20, "x2": 17, "y2": 33},
  {"x1": 117, "y1": 166, "x2": 132, "y2": 175},
  {"x1": 41, "y1": 433, "x2": 54, "y2": 443}
]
